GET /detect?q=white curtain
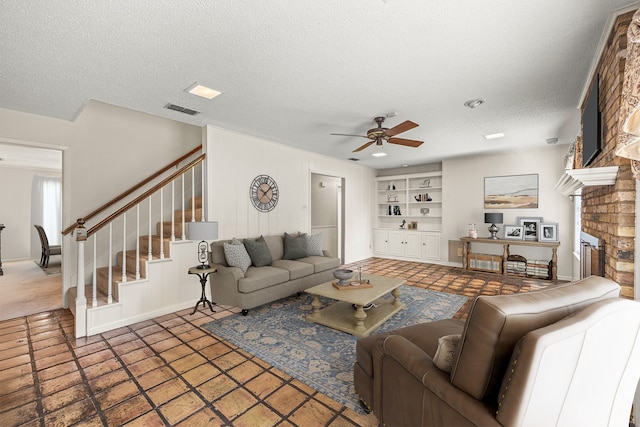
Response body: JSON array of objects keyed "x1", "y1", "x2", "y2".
[{"x1": 31, "y1": 176, "x2": 62, "y2": 246}]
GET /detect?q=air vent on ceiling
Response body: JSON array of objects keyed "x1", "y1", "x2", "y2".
[
  {"x1": 348, "y1": 158, "x2": 360, "y2": 161},
  {"x1": 164, "y1": 103, "x2": 200, "y2": 116}
]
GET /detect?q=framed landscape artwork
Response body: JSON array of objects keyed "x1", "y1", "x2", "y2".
[{"x1": 484, "y1": 174, "x2": 539, "y2": 209}]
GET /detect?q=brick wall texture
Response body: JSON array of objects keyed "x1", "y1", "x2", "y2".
[{"x1": 580, "y1": 11, "x2": 636, "y2": 299}]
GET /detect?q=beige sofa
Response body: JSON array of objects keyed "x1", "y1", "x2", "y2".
[
  {"x1": 209, "y1": 234, "x2": 340, "y2": 315},
  {"x1": 354, "y1": 276, "x2": 640, "y2": 426}
]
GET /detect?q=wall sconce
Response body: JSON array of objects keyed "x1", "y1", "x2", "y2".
[{"x1": 186, "y1": 221, "x2": 218, "y2": 269}]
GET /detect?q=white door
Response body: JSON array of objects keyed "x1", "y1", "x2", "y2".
[
  {"x1": 373, "y1": 230, "x2": 389, "y2": 254},
  {"x1": 388, "y1": 231, "x2": 405, "y2": 256},
  {"x1": 405, "y1": 232, "x2": 422, "y2": 258}
]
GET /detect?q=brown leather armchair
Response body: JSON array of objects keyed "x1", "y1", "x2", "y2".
[{"x1": 354, "y1": 276, "x2": 640, "y2": 426}]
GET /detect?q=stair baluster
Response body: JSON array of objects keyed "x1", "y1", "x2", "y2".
[
  {"x1": 181, "y1": 173, "x2": 186, "y2": 240},
  {"x1": 135, "y1": 204, "x2": 140, "y2": 280},
  {"x1": 171, "y1": 181, "x2": 176, "y2": 241},
  {"x1": 148, "y1": 199, "x2": 153, "y2": 261},
  {"x1": 159, "y1": 187, "x2": 164, "y2": 259},
  {"x1": 191, "y1": 168, "x2": 196, "y2": 223},
  {"x1": 108, "y1": 223, "x2": 113, "y2": 304},
  {"x1": 122, "y1": 213, "x2": 127, "y2": 282},
  {"x1": 201, "y1": 161, "x2": 206, "y2": 222},
  {"x1": 92, "y1": 236, "x2": 97, "y2": 307}
]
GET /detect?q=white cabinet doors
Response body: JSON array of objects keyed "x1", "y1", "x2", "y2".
[
  {"x1": 388, "y1": 231, "x2": 422, "y2": 258},
  {"x1": 373, "y1": 229, "x2": 389, "y2": 254},
  {"x1": 422, "y1": 233, "x2": 441, "y2": 260}
]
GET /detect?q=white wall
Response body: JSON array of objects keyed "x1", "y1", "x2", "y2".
[
  {"x1": 0, "y1": 166, "x2": 61, "y2": 260},
  {"x1": 204, "y1": 126, "x2": 376, "y2": 264},
  {"x1": 442, "y1": 144, "x2": 574, "y2": 280}
]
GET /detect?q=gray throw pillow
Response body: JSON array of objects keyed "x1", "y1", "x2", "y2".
[
  {"x1": 223, "y1": 239, "x2": 251, "y2": 274},
  {"x1": 433, "y1": 334, "x2": 461, "y2": 373},
  {"x1": 243, "y1": 235, "x2": 273, "y2": 267},
  {"x1": 306, "y1": 233, "x2": 323, "y2": 256},
  {"x1": 283, "y1": 232, "x2": 309, "y2": 260}
]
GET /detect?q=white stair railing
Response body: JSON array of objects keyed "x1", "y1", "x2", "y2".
[{"x1": 73, "y1": 154, "x2": 206, "y2": 336}]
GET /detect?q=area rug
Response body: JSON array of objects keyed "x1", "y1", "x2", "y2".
[{"x1": 201, "y1": 286, "x2": 468, "y2": 413}]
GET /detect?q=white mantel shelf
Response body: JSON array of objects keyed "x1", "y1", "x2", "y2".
[{"x1": 554, "y1": 166, "x2": 619, "y2": 197}]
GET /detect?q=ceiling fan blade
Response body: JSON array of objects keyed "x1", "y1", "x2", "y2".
[
  {"x1": 385, "y1": 120, "x2": 419, "y2": 137},
  {"x1": 330, "y1": 133, "x2": 370, "y2": 138},
  {"x1": 352, "y1": 141, "x2": 375, "y2": 152},
  {"x1": 388, "y1": 137, "x2": 424, "y2": 148}
]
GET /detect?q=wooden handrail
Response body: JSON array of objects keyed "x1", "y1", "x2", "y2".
[
  {"x1": 62, "y1": 145, "x2": 202, "y2": 235},
  {"x1": 85, "y1": 154, "x2": 205, "y2": 237}
]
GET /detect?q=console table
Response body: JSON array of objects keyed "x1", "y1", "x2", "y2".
[{"x1": 460, "y1": 237, "x2": 560, "y2": 281}]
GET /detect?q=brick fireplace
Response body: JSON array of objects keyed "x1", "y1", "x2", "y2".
[{"x1": 578, "y1": 10, "x2": 636, "y2": 299}]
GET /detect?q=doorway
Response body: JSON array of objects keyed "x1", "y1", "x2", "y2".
[
  {"x1": 310, "y1": 173, "x2": 345, "y2": 263},
  {"x1": 0, "y1": 141, "x2": 63, "y2": 319}
]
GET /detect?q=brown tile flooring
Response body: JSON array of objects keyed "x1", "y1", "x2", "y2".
[{"x1": 0, "y1": 258, "x2": 555, "y2": 427}]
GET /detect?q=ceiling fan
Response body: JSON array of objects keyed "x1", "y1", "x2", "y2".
[{"x1": 331, "y1": 116, "x2": 424, "y2": 152}]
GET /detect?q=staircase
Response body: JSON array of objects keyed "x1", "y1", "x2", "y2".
[{"x1": 65, "y1": 149, "x2": 209, "y2": 337}]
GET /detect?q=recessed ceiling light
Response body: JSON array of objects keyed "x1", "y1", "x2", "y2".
[
  {"x1": 185, "y1": 83, "x2": 221, "y2": 100},
  {"x1": 464, "y1": 98, "x2": 485, "y2": 109},
  {"x1": 401, "y1": 164, "x2": 409, "y2": 167},
  {"x1": 484, "y1": 132, "x2": 505, "y2": 140},
  {"x1": 372, "y1": 152, "x2": 387, "y2": 157}
]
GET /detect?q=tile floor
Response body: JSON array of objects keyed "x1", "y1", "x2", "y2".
[{"x1": 0, "y1": 258, "x2": 555, "y2": 426}]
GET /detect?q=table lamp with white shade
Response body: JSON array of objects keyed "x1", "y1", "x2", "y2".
[{"x1": 186, "y1": 221, "x2": 218, "y2": 269}]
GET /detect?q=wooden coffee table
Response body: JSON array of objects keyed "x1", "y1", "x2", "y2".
[{"x1": 304, "y1": 274, "x2": 406, "y2": 338}]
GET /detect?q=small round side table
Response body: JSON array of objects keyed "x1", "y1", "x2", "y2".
[{"x1": 188, "y1": 266, "x2": 217, "y2": 315}]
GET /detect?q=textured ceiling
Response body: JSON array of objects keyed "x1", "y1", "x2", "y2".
[{"x1": 0, "y1": 1, "x2": 638, "y2": 169}]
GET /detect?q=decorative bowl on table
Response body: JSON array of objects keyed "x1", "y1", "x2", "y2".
[{"x1": 333, "y1": 269, "x2": 354, "y2": 285}]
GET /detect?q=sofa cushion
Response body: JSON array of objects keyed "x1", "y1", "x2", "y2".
[
  {"x1": 283, "y1": 232, "x2": 309, "y2": 260},
  {"x1": 450, "y1": 276, "x2": 620, "y2": 403},
  {"x1": 238, "y1": 266, "x2": 290, "y2": 293},
  {"x1": 296, "y1": 255, "x2": 339, "y2": 273},
  {"x1": 263, "y1": 235, "x2": 284, "y2": 261},
  {"x1": 271, "y1": 259, "x2": 314, "y2": 280},
  {"x1": 243, "y1": 236, "x2": 273, "y2": 267},
  {"x1": 433, "y1": 334, "x2": 461, "y2": 373},
  {"x1": 210, "y1": 239, "x2": 230, "y2": 267},
  {"x1": 223, "y1": 239, "x2": 251, "y2": 274},
  {"x1": 306, "y1": 233, "x2": 324, "y2": 256}
]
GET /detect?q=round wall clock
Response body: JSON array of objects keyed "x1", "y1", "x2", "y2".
[{"x1": 250, "y1": 175, "x2": 279, "y2": 212}]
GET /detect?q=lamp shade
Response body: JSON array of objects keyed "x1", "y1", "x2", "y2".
[
  {"x1": 186, "y1": 221, "x2": 218, "y2": 241},
  {"x1": 484, "y1": 213, "x2": 503, "y2": 224}
]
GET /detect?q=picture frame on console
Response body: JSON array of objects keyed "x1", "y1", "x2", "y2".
[
  {"x1": 539, "y1": 223, "x2": 558, "y2": 242},
  {"x1": 517, "y1": 216, "x2": 543, "y2": 241},
  {"x1": 504, "y1": 225, "x2": 525, "y2": 240}
]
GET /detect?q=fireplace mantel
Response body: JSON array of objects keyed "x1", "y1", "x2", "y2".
[{"x1": 553, "y1": 166, "x2": 619, "y2": 197}]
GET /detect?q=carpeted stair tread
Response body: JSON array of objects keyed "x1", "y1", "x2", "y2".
[
  {"x1": 172, "y1": 207, "x2": 203, "y2": 223},
  {"x1": 138, "y1": 235, "x2": 172, "y2": 256},
  {"x1": 96, "y1": 266, "x2": 144, "y2": 300},
  {"x1": 69, "y1": 284, "x2": 113, "y2": 307}
]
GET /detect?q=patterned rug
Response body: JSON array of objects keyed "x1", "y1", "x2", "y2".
[{"x1": 201, "y1": 286, "x2": 468, "y2": 413}]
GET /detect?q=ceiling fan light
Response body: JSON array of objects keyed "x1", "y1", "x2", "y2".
[
  {"x1": 464, "y1": 98, "x2": 485, "y2": 109},
  {"x1": 372, "y1": 152, "x2": 387, "y2": 157}
]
